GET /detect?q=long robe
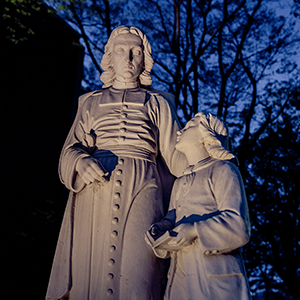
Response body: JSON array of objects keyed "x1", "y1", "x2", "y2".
[
  {"x1": 46, "y1": 87, "x2": 186, "y2": 300},
  {"x1": 154, "y1": 158, "x2": 252, "y2": 300}
]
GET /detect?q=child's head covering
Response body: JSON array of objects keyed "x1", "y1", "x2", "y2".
[{"x1": 194, "y1": 112, "x2": 237, "y2": 162}]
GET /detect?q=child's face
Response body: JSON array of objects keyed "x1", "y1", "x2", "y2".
[{"x1": 175, "y1": 118, "x2": 202, "y2": 153}]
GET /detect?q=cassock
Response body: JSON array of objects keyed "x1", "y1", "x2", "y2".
[{"x1": 46, "y1": 82, "x2": 186, "y2": 300}]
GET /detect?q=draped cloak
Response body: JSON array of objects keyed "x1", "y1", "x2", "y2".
[{"x1": 46, "y1": 87, "x2": 187, "y2": 300}]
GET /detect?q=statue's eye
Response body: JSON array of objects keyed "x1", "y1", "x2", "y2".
[
  {"x1": 115, "y1": 46, "x2": 125, "y2": 53},
  {"x1": 132, "y1": 48, "x2": 142, "y2": 55}
]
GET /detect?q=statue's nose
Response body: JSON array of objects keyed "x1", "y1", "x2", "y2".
[{"x1": 124, "y1": 49, "x2": 133, "y2": 62}]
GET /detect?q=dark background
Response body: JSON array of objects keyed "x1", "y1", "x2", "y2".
[{"x1": 1, "y1": 2, "x2": 83, "y2": 298}]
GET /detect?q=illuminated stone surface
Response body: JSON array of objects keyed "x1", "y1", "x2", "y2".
[
  {"x1": 149, "y1": 113, "x2": 252, "y2": 300},
  {"x1": 46, "y1": 26, "x2": 187, "y2": 300}
]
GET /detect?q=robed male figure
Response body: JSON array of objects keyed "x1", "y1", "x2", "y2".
[{"x1": 46, "y1": 26, "x2": 186, "y2": 300}]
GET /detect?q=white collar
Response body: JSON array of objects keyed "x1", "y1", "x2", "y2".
[
  {"x1": 182, "y1": 157, "x2": 217, "y2": 175},
  {"x1": 112, "y1": 79, "x2": 139, "y2": 89}
]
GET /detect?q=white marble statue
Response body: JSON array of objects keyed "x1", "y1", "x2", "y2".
[
  {"x1": 46, "y1": 26, "x2": 187, "y2": 300},
  {"x1": 148, "y1": 112, "x2": 252, "y2": 300}
]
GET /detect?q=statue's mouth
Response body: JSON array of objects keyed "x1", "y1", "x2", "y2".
[{"x1": 124, "y1": 63, "x2": 134, "y2": 69}]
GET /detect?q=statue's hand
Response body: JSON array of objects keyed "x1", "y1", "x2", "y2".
[
  {"x1": 76, "y1": 156, "x2": 109, "y2": 185},
  {"x1": 169, "y1": 223, "x2": 198, "y2": 247},
  {"x1": 149, "y1": 219, "x2": 175, "y2": 239},
  {"x1": 150, "y1": 224, "x2": 163, "y2": 237}
]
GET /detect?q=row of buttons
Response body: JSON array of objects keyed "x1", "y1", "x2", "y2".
[
  {"x1": 106, "y1": 158, "x2": 125, "y2": 297},
  {"x1": 119, "y1": 105, "x2": 128, "y2": 143}
]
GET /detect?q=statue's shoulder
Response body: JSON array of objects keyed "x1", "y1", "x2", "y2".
[
  {"x1": 219, "y1": 159, "x2": 239, "y2": 171},
  {"x1": 78, "y1": 89, "x2": 103, "y2": 109},
  {"x1": 147, "y1": 88, "x2": 176, "y2": 110},
  {"x1": 210, "y1": 159, "x2": 241, "y2": 180}
]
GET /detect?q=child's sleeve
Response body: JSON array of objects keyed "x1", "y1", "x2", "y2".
[
  {"x1": 151, "y1": 180, "x2": 179, "y2": 258},
  {"x1": 195, "y1": 162, "x2": 251, "y2": 255}
]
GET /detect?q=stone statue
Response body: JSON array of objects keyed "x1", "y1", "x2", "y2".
[
  {"x1": 46, "y1": 26, "x2": 187, "y2": 300},
  {"x1": 148, "y1": 112, "x2": 252, "y2": 300}
]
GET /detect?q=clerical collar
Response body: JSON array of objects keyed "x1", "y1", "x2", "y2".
[
  {"x1": 182, "y1": 157, "x2": 217, "y2": 175},
  {"x1": 113, "y1": 79, "x2": 140, "y2": 89}
]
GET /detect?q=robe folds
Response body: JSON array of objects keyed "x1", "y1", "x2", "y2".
[
  {"x1": 154, "y1": 158, "x2": 252, "y2": 300},
  {"x1": 46, "y1": 87, "x2": 186, "y2": 300}
]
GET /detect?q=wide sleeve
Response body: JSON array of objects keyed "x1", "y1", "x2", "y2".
[
  {"x1": 195, "y1": 162, "x2": 251, "y2": 255},
  {"x1": 151, "y1": 180, "x2": 179, "y2": 259},
  {"x1": 58, "y1": 93, "x2": 96, "y2": 193},
  {"x1": 153, "y1": 93, "x2": 188, "y2": 177}
]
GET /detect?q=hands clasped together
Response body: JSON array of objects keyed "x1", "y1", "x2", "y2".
[
  {"x1": 151, "y1": 220, "x2": 198, "y2": 250},
  {"x1": 169, "y1": 223, "x2": 198, "y2": 248}
]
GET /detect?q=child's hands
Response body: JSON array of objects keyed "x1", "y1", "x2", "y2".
[
  {"x1": 169, "y1": 223, "x2": 198, "y2": 247},
  {"x1": 150, "y1": 224, "x2": 163, "y2": 237},
  {"x1": 149, "y1": 219, "x2": 175, "y2": 237}
]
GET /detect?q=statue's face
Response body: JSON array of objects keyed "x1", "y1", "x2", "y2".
[
  {"x1": 175, "y1": 118, "x2": 203, "y2": 153},
  {"x1": 112, "y1": 33, "x2": 144, "y2": 83}
]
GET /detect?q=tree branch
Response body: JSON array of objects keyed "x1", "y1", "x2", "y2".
[{"x1": 70, "y1": 2, "x2": 102, "y2": 74}]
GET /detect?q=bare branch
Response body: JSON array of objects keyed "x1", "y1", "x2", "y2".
[
  {"x1": 240, "y1": 53, "x2": 257, "y2": 147},
  {"x1": 70, "y1": 2, "x2": 102, "y2": 74},
  {"x1": 154, "y1": 1, "x2": 172, "y2": 50},
  {"x1": 153, "y1": 58, "x2": 175, "y2": 79},
  {"x1": 217, "y1": 0, "x2": 263, "y2": 116}
]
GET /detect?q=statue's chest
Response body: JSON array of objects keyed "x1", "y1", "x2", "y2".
[{"x1": 88, "y1": 89, "x2": 157, "y2": 137}]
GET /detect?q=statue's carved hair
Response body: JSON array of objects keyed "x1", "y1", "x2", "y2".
[
  {"x1": 194, "y1": 112, "x2": 237, "y2": 162},
  {"x1": 100, "y1": 26, "x2": 153, "y2": 88}
]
